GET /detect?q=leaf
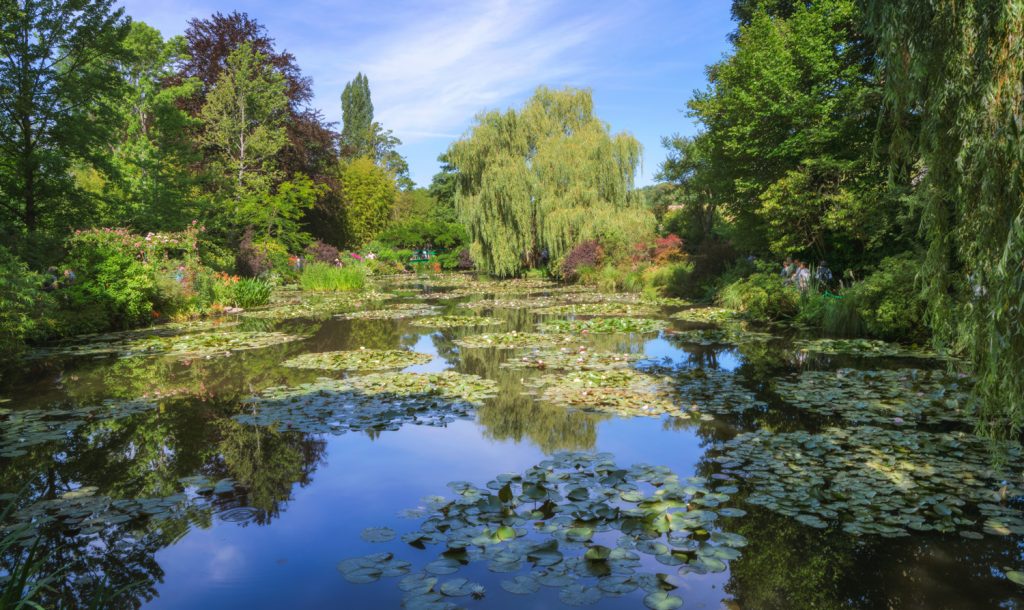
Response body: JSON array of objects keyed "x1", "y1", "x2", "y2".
[
  {"x1": 361, "y1": 527, "x2": 396, "y2": 543},
  {"x1": 644, "y1": 591, "x2": 684, "y2": 610},
  {"x1": 501, "y1": 575, "x2": 541, "y2": 595},
  {"x1": 559, "y1": 584, "x2": 603, "y2": 606}
]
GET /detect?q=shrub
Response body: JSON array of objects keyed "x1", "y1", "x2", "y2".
[
  {"x1": 62, "y1": 229, "x2": 159, "y2": 330},
  {"x1": 0, "y1": 246, "x2": 51, "y2": 353},
  {"x1": 300, "y1": 262, "x2": 366, "y2": 292},
  {"x1": 642, "y1": 261, "x2": 694, "y2": 298},
  {"x1": 652, "y1": 234, "x2": 686, "y2": 264},
  {"x1": 561, "y1": 240, "x2": 604, "y2": 281},
  {"x1": 674, "y1": 239, "x2": 738, "y2": 298},
  {"x1": 456, "y1": 248, "x2": 474, "y2": 270},
  {"x1": 847, "y1": 254, "x2": 927, "y2": 340},
  {"x1": 305, "y1": 240, "x2": 340, "y2": 265},
  {"x1": 236, "y1": 228, "x2": 272, "y2": 277},
  {"x1": 718, "y1": 272, "x2": 800, "y2": 321},
  {"x1": 796, "y1": 290, "x2": 865, "y2": 336},
  {"x1": 232, "y1": 278, "x2": 272, "y2": 308}
]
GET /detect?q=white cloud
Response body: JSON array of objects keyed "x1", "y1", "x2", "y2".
[{"x1": 326, "y1": 0, "x2": 619, "y2": 142}]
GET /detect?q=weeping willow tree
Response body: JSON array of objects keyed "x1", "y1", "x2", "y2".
[
  {"x1": 863, "y1": 1, "x2": 1024, "y2": 435},
  {"x1": 448, "y1": 87, "x2": 654, "y2": 277}
]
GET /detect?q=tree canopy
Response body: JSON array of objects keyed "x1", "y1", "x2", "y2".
[{"x1": 448, "y1": 87, "x2": 654, "y2": 277}]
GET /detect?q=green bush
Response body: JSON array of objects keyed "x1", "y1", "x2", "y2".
[
  {"x1": 847, "y1": 254, "x2": 927, "y2": 340},
  {"x1": 300, "y1": 262, "x2": 366, "y2": 292},
  {"x1": 232, "y1": 278, "x2": 272, "y2": 308},
  {"x1": 642, "y1": 262, "x2": 694, "y2": 298},
  {"x1": 62, "y1": 229, "x2": 159, "y2": 331},
  {"x1": 718, "y1": 271, "x2": 800, "y2": 321},
  {"x1": 0, "y1": 246, "x2": 51, "y2": 353},
  {"x1": 795, "y1": 290, "x2": 865, "y2": 336}
]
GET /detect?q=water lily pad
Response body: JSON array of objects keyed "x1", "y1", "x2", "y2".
[
  {"x1": 335, "y1": 303, "x2": 440, "y2": 320},
  {"x1": 792, "y1": 337, "x2": 942, "y2": 359},
  {"x1": 644, "y1": 591, "x2": 684, "y2": 610},
  {"x1": 559, "y1": 583, "x2": 603, "y2": 606},
  {"x1": 670, "y1": 307, "x2": 737, "y2": 323},
  {"x1": 528, "y1": 370, "x2": 683, "y2": 418},
  {"x1": 410, "y1": 315, "x2": 503, "y2": 329},
  {"x1": 362, "y1": 527, "x2": 397, "y2": 543},
  {"x1": 439, "y1": 577, "x2": 485, "y2": 598},
  {"x1": 538, "y1": 317, "x2": 667, "y2": 335},
  {"x1": 533, "y1": 302, "x2": 659, "y2": 317},
  {"x1": 282, "y1": 349, "x2": 433, "y2": 371},
  {"x1": 773, "y1": 368, "x2": 974, "y2": 426},
  {"x1": 501, "y1": 575, "x2": 541, "y2": 594},
  {"x1": 501, "y1": 347, "x2": 641, "y2": 372},
  {"x1": 454, "y1": 331, "x2": 580, "y2": 350}
]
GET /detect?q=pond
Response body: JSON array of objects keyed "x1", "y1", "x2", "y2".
[{"x1": 1, "y1": 274, "x2": 1022, "y2": 610}]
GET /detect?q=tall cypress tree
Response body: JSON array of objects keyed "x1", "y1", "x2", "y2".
[{"x1": 340, "y1": 72, "x2": 374, "y2": 159}]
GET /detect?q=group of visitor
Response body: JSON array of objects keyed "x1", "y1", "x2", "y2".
[
  {"x1": 42, "y1": 267, "x2": 75, "y2": 291},
  {"x1": 780, "y1": 257, "x2": 832, "y2": 291}
]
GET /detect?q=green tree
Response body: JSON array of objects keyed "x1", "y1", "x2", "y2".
[
  {"x1": 449, "y1": 86, "x2": 654, "y2": 277},
  {"x1": 657, "y1": 134, "x2": 719, "y2": 245},
  {"x1": 341, "y1": 157, "x2": 396, "y2": 246},
  {"x1": 685, "y1": 0, "x2": 903, "y2": 266},
  {"x1": 863, "y1": 0, "x2": 1024, "y2": 435},
  {"x1": 102, "y1": 21, "x2": 203, "y2": 230},
  {"x1": 238, "y1": 173, "x2": 324, "y2": 250},
  {"x1": 198, "y1": 41, "x2": 288, "y2": 223},
  {"x1": 0, "y1": 0, "x2": 130, "y2": 255},
  {"x1": 340, "y1": 72, "x2": 374, "y2": 158},
  {"x1": 339, "y1": 72, "x2": 412, "y2": 189}
]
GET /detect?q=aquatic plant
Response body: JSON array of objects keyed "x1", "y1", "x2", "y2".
[
  {"x1": 537, "y1": 318, "x2": 667, "y2": 335},
  {"x1": 339, "y1": 453, "x2": 747, "y2": 608},
  {"x1": 281, "y1": 349, "x2": 433, "y2": 371}
]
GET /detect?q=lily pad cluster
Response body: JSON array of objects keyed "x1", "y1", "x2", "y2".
[
  {"x1": 670, "y1": 367, "x2": 767, "y2": 417},
  {"x1": 235, "y1": 373, "x2": 493, "y2": 434},
  {"x1": 533, "y1": 303, "x2": 659, "y2": 317},
  {"x1": 459, "y1": 297, "x2": 557, "y2": 311},
  {"x1": 714, "y1": 425, "x2": 1024, "y2": 537},
  {"x1": 26, "y1": 329, "x2": 303, "y2": 361},
  {"x1": 501, "y1": 348, "x2": 642, "y2": 372},
  {"x1": 792, "y1": 338, "x2": 940, "y2": 359},
  {"x1": 281, "y1": 349, "x2": 433, "y2": 371},
  {"x1": 346, "y1": 372, "x2": 499, "y2": 404},
  {"x1": 334, "y1": 304, "x2": 440, "y2": 320},
  {"x1": 339, "y1": 452, "x2": 747, "y2": 608},
  {"x1": 668, "y1": 325, "x2": 775, "y2": 347},
  {"x1": 0, "y1": 398, "x2": 157, "y2": 458},
  {"x1": 773, "y1": 368, "x2": 973, "y2": 426},
  {"x1": 455, "y1": 332, "x2": 583, "y2": 350},
  {"x1": 243, "y1": 292, "x2": 393, "y2": 320},
  {"x1": 3, "y1": 476, "x2": 245, "y2": 542},
  {"x1": 528, "y1": 370, "x2": 682, "y2": 418},
  {"x1": 537, "y1": 318, "x2": 668, "y2": 335},
  {"x1": 410, "y1": 315, "x2": 503, "y2": 329},
  {"x1": 670, "y1": 307, "x2": 738, "y2": 324}
]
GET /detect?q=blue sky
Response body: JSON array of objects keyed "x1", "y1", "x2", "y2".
[{"x1": 118, "y1": 1, "x2": 735, "y2": 188}]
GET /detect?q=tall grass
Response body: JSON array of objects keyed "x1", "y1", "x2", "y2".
[
  {"x1": 231, "y1": 278, "x2": 272, "y2": 308},
  {"x1": 300, "y1": 262, "x2": 366, "y2": 292}
]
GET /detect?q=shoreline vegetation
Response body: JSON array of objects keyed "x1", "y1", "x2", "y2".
[{"x1": 1, "y1": 0, "x2": 1021, "y2": 440}]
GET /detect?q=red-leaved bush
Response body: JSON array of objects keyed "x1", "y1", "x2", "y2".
[
  {"x1": 305, "y1": 240, "x2": 340, "y2": 264},
  {"x1": 561, "y1": 240, "x2": 604, "y2": 280},
  {"x1": 236, "y1": 229, "x2": 271, "y2": 277},
  {"x1": 653, "y1": 234, "x2": 685, "y2": 264}
]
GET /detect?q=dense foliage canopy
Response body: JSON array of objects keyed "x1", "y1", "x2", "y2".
[{"x1": 449, "y1": 87, "x2": 654, "y2": 277}]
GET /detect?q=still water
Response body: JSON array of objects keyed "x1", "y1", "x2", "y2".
[{"x1": 1, "y1": 276, "x2": 1022, "y2": 609}]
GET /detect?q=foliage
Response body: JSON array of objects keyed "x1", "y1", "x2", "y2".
[
  {"x1": 61, "y1": 229, "x2": 160, "y2": 331},
  {"x1": 684, "y1": 0, "x2": 907, "y2": 268},
  {"x1": 340, "y1": 72, "x2": 374, "y2": 159},
  {"x1": 560, "y1": 240, "x2": 604, "y2": 281},
  {"x1": 101, "y1": 22, "x2": 203, "y2": 231},
  {"x1": 199, "y1": 42, "x2": 289, "y2": 219},
  {"x1": 299, "y1": 262, "x2": 366, "y2": 292},
  {"x1": 231, "y1": 278, "x2": 273, "y2": 308},
  {"x1": 0, "y1": 0, "x2": 130, "y2": 255},
  {"x1": 0, "y1": 247, "x2": 51, "y2": 354},
  {"x1": 449, "y1": 87, "x2": 655, "y2": 277},
  {"x1": 845, "y1": 254, "x2": 926, "y2": 340},
  {"x1": 239, "y1": 174, "x2": 323, "y2": 250},
  {"x1": 864, "y1": 0, "x2": 1024, "y2": 435},
  {"x1": 341, "y1": 158, "x2": 397, "y2": 247},
  {"x1": 305, "y1": 240, "x2": 340, "y2": 264},
  {"x1": 718, "y1": 272, "x2": 800, "y2": 321}
]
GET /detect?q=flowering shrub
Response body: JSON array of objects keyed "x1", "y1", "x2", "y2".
[{"x1": 560, "y1": 240, "x2": 604, "y2": 280}]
